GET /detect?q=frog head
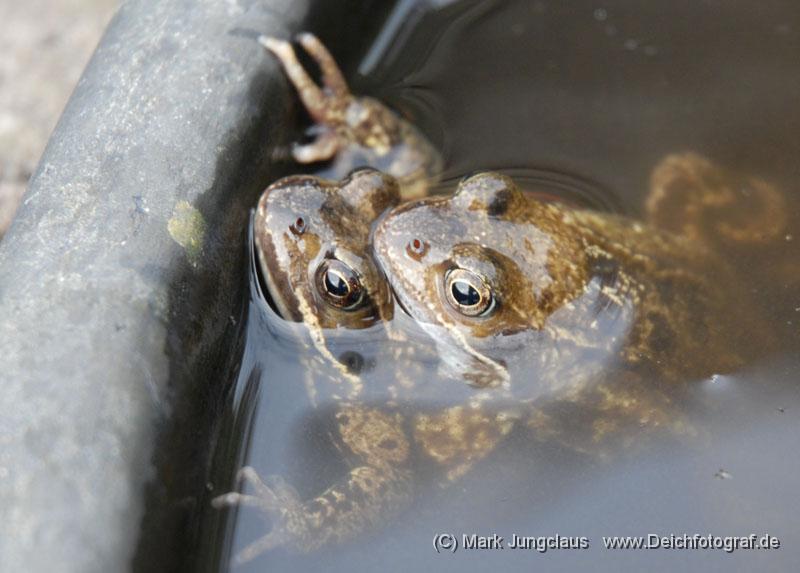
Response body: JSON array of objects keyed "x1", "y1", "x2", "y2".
[
  {"x1": 372, "y1": 172, "x2": 594, "y2": 387},
  {"x1": 255, "y1": 168, "x2": 399, "y2": 330}
]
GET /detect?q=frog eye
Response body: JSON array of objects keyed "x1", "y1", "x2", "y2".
[
  {"x1": 444, "y1": 268, "x2": 494, "y2": 317},
  {"x1": 315, "y1": 259, "x2": 365, "y2": 310}
]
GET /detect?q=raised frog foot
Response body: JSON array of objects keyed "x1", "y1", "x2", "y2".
[
  {"x1": 212, "y1": 467, "x2": 303, "y2": 564},
  {"x1": 259, "y1": 33, "x2": 441, "y2": 199}
]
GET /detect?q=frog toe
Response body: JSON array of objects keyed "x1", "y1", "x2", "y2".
[
  {"x1": 214, "y1": 469, "x2": 306, "y2": 560},
  {"x1": 232, "y1": 528, "x2": 293, "y2": 565},
  {"x1": 292, "y1": 130, "x2": 340, "y2": 163}
]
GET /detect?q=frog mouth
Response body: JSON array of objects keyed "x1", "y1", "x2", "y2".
[
  {"x1": 390, "y1": 287, "x2": 414, "y2": 318},
  {"x1": 248, "y1": 210, "x2": 296, "y2": 321}
]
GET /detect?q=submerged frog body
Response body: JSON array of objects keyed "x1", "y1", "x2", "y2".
[
  {"x1": 373, "y1": 171, "x2": 767, "y2": 388},
  {"x1": 648, "y1": 152, "x2": 788, "y2": 250}
]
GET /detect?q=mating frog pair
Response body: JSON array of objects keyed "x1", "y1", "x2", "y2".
[{"x1": 213, "y1": 33, "x2": 788, "y2": 563}]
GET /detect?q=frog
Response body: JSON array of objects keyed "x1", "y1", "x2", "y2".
[
  {"x1": 251, "y1": 167, "x2": 400, "y2": 386},
  {"x1": 372, "y1": 170, "x2": 770, "y2": 390}
]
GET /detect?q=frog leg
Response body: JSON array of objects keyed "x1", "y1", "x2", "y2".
[
  {"x1": 259, "y1": 34, "x2": 353, "y2": 164},
  {"x1": 212, "y1": 469, "x2": 302, "y2": 563},
  {"x1": 259, "y1": 35, "x2": 347, "y2": 123},
  {"x1": 646, "y1": 152, "x2": 787, "y2": 247},
  {"x1": 261, "y1": 32, "x2": 441, "y2": 197},
  {"x1": 214, "y1": 406, "x2": 412, "y2": 559},
  {"x1": 413, "y1": 404, "x2": 517, "y2": 483},
  {"x1": 292, "y1": 130, "x2": 340, "y2": 163},
  {"x1": 295, "y1": 32, "x2": 349, "y2": 97}
]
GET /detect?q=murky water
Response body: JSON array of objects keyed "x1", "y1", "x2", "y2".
[{"x1": 195, "y1": 1, "x2": 800, "y2": 571}]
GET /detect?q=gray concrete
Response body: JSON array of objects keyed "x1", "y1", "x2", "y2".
[{"x1": 0, "y1": 0, "x2": 310, "y2": 570}]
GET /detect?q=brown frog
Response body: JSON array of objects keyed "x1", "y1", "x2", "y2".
[
  {"x1": 255, "y1": 169, "x2": 399, "y2": 328},
  {"x1": 252, "y1": 168, "x2": 399, "y2": 378},
  {"x1": 372, "y1": 171, "x2": 772, "y2": 389}
]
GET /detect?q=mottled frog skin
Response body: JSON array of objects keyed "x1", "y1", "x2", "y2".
[
  {"x1": 373, "y1": 171, "x2": 771, "y2": 388},
  {"x1": 214, "y1": 34, "x2": 788, "y2": 563}
]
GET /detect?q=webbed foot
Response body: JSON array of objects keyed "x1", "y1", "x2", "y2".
[{"x1": 212, "y1": 466, "x2": 303, "y2": 564}]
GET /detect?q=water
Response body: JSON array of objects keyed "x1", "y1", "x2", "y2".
[{"x1": 195, "y1": 1, "x2": 800, "y2": 571}]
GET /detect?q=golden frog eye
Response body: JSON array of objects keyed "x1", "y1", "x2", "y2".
[
  {"x1": 315, "y1": 259, "x2": 365, "y2": 310},
  {"x1": 444, "y1": 268, "x2": 494, "y2": 317}
]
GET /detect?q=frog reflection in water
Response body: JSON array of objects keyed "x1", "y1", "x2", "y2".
[{"x1": 214, "y1": 34, "x2": 788, "y2": 561}]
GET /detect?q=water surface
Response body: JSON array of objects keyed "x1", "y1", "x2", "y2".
[{"x1": 197, "y1": 2, "x2": 800, "y2": 571}]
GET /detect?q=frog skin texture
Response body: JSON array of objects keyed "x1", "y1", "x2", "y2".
[
  {"x1": 373, "y1": 170, "x2": 778, "y2": 389},
  {"x1": 213, "y1": 34, "x2": 788, "y2": 562}
]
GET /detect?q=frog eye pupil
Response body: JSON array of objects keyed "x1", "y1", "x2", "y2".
[
  {"x1": 444, "y1": 268, "x2": 494, "y2": 317},
  {"x1": 324, "y1": 270, "x2": 349, "y2": 297},
  {"x1": 315, "y1": 259, "x2": 364, "y2": 310},
  {"x1": 451, "y1": 281, "x2": 481, "y2": 306}
]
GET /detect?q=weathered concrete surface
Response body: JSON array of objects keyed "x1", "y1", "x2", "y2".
[
  {"x1": 0, "y1": 0, "x2": 117, "y2": 238},
  {"x1": 0, "y1": 0, "x2": 311, "y2": 570}
]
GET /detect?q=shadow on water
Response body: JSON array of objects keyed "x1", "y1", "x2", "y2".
[{"x1": 194, "y1": 1, "x2": 800, "y2": 571}]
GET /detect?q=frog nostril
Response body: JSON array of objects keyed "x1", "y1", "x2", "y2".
[
  {"x1": 291, "y1": 216, "x2": 306, "y2": 235},
  {"x1": 406, "y1": 237, "x2": 428, "y2": 259}
]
